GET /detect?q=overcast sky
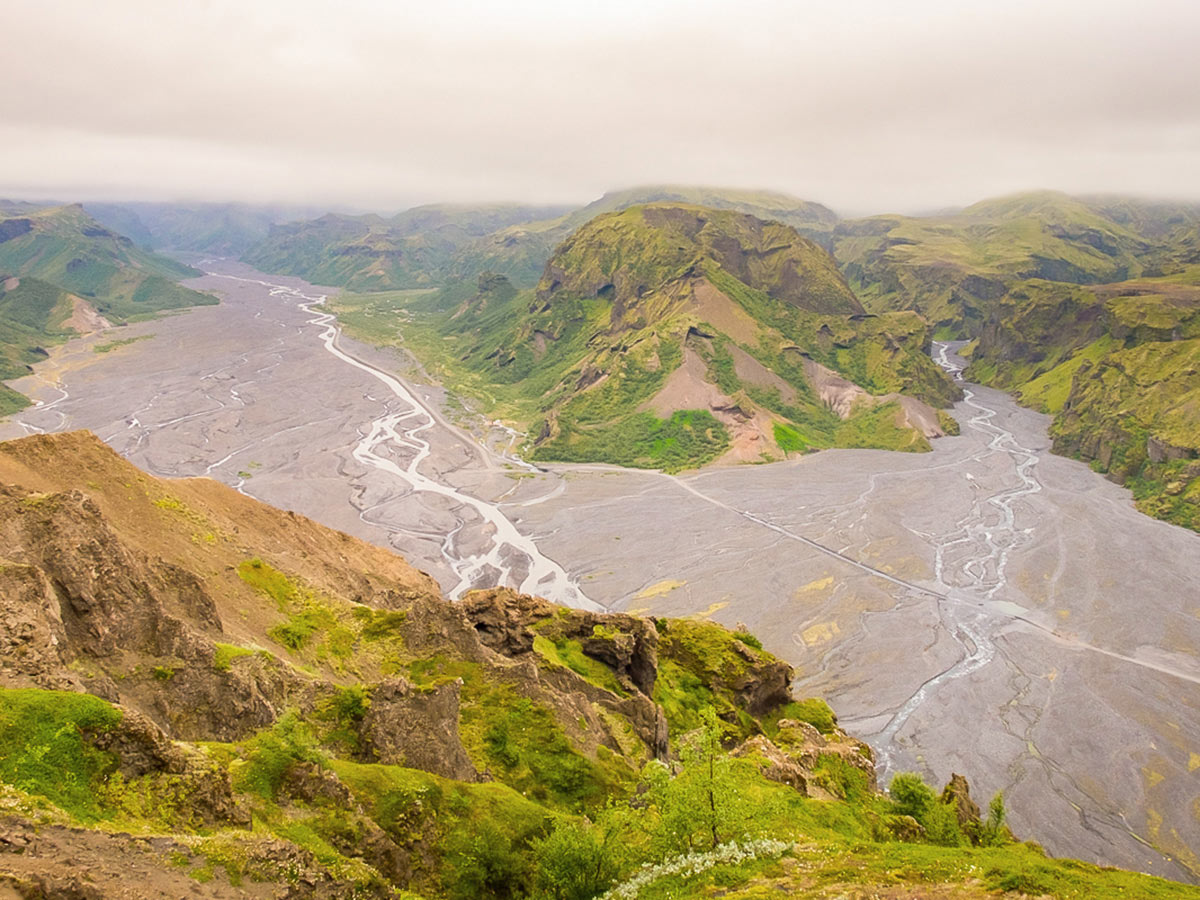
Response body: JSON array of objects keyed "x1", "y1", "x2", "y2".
[{"x1": 2, "y1": 0, "x2": 1199, "y2": 216}]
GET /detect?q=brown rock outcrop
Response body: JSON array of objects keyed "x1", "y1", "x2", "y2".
[{"x1": 359, "y1": 678, "x2": 479, "y2": 781}]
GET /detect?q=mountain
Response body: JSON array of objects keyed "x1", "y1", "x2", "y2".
[
  {"x1": 965, "y1": 266, "x2": 1200, "y2": 531},
  {"x1": 334, "y1": 204, "x2": 961, "y2": 470},
  {"x1": 0, "y1": 204, "x2": 216, "y2": 412},
  {"x1": 830, "y1": 190, "x2": 1200, "y2": 336},
  {"x1": 242, "y1": 203, "x2": 573, "y2": 291},
  {"x1": 86, "y1": 201, "x2": 318, "y2": 256},
  {"x1": 556, "y1": 184, "x2": 839, "y2": 234},
  {"x1": 1, "y1": 430, "x2": 1193, "y2": 899},
  {"x1": 241, "y1": 186, "x2": 840, "y2": 292}
]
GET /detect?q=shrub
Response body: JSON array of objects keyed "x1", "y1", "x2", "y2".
[
  {"x1": 236, "y1": 713, "x2": 326, "y2": 800},
  {"x1": 0, "y1": 688, "x2": 122, "y2": 821},
  {"x1": 443, "y1": 822, "x2": 533, "y2": 900},
  {"x1": 532, "y1": 818, "x2": 622, "y2": 900},
  {"x1": 888, "y1": 772, "x2": 965, "y2": 847}
]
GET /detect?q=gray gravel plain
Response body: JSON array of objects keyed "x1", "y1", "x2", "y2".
[{"x1": 3, "y1": 260, "x2": 1198, "y2": 883}]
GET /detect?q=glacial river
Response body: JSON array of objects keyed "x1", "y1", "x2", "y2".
[{"x1": 4, "y1": 261, "x2": 1198, "y2": 883}]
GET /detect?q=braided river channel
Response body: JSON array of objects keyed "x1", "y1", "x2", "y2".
[{"x1": 4, "y1": 260, "x2": 1199, "y2": 882}]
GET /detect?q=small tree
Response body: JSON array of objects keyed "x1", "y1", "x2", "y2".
[
  {"x1": 980, "y1": 791, "x2": 1009, "y2": 846},
  {"x1": 888, "y1": 772, "x2": 964, "y2": 847},
  {"x1": 647, "y1": 707, "x2": 753, "y2": 855},
  {"x1": 532, "y1": 817, "x2": 624, "y2": 900}
]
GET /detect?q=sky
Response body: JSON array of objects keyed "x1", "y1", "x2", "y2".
[{"x1": 2, "y1": 0, "x2": 1199, "y2": 216}]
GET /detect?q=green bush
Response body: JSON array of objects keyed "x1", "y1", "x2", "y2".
[
  {"x1": 443, "y1": 821, "x2": 534, "y2": 900},
  {"x1": 889, "y1": 772, "x2": 965, "y2": 846},
  {"x1": 0, "y1": 688, "x2": 122, "y2": 821},
  {"x1": 236, "y1": 713, "x2": 326, "y2": 800},
  {"x1": 532, "y1": 818, "x2": 622, "y2": 900}
]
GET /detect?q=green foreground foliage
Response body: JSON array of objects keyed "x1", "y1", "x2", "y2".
[{"x1": 0, "y1": 685, "x2": 1194, "y2": 899}]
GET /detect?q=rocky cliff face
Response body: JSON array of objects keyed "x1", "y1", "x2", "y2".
[
  {"x1": 0, "y1": 430, "x2": 842, "y2": 898},
  {"x1": 1, "y1": 432, "x2": 1188, "y2": 899},
  {"x1": 966, "y1": 273, "x2": 1200, "y2": 531}
]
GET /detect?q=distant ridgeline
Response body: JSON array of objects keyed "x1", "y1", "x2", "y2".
[
  {"x1": 0, "y1": 201, "x2": 217, "y2": 413},
  {"x1": 253, "y1": 185, "x2": 1199, "y2": 531},
  {"x1": 0, "y1": 430, "x2": 1194, "y2": 898},
  {"x1": 326, "y1": 201, "x2": 963, "y2": 470},
  {"x1": 827, "y1": 190, "x2": 1200, "y2": 531}
]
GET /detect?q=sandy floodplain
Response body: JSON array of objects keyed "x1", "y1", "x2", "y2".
[{"x1": 3, "y1": 259, "x2": 1199, "y2": 883}]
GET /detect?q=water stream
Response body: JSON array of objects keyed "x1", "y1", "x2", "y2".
[{"x1": 203, "y1": 270, "x2": 599, "y2": 610}]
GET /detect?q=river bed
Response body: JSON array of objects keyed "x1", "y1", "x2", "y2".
[{"x1": 3, "y1": 260, "x2": 1198, "y2": 882}]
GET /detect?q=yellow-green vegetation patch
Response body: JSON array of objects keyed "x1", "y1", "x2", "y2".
[
  {"x1": 1018, "y1": 334, "x2": 1118, "y2": 414},
  {"x1": 765, "y1": 698, "x2": 838, "y2": 735},
  {"x1": 533, "y1": 633, "x2": 629, "y2": 697},
  {"x1": 651, "y1": 618, "x2": 781, "y2": 737},
  {"x1": 94, "y1": 334, "x2": 152, "y2": 353},
  {"x1": 237, "y1": 558, "x2": 406, "y2": 672},
  {"x1": 212, "y1": 642, "x2": 256, "y2": 672},
  {"x1": 410, "y1": 653, "x2": 631, "y2": 811},
  {"x1": 0, "y1": 687, "x2": 121, "y2": 822}
]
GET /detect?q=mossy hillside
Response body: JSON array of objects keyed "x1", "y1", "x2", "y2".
[
  {"x1": 1050, "y1": 338, "x2": 1200, "y2": 529},
  {"x1": 4, "y1": 671, "x2": 1199, "y2": 899},
  {"x1": 537, "y1": 204, "x2": 862, "y2": 318},
  {"x1": 0, "y1": 688, "x2": 122, "y2": 821},
  {"x1": 966, "y1": 268, "x2": 1200, "y2": 532},
  {"x1": 245, "y1": 186, "x2": 841, "y2": 293},
  {"x1": 833, "y1": 191, "x2": 1163, "y2": 337},
  {"x1": 0, "y1": 205, "x2": 210, "y2": 320},
  {"x1": 0, "y1": 205, "x2": 216, "y2": 409},
  {"x1": 0, "y1": 276, "x2": 84, "y2": 390},
  {"x1": 407, "y1": 653, "x2": 633, "y2": 812},
  {"x1": 235, "y1": 557, "x2": 410, "y2": 674},
  {"x1": 242, "y1": 203, "x2": 571, "y2": 292},
  {"x1": 701, "y1": 264, "x2": 960, "y2": 408},
  {"x1": 330, "y1": 206, "x2": 959, "y2": 471}
]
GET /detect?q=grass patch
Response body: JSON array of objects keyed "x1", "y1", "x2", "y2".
[
  {"x1": 532, "y1": 634, "x2": 628, "y2": 697},
  {"x1": 212, "y1": 642, "x2": 256, "y2": 672},
  {"x1": 0, "y1": 687, "x2": 122, "y2": 821},
  {"x1": 94, "y1": 334, "x2": 152, "y2": 353}
]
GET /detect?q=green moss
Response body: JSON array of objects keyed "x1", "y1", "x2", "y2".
[
  {"x1": 766, "y1": 698, "x2": 838, "y2": 736},
  {"x1": 212, "y1": 642, "x2": 255, "y2": 672},
  {"x1": 269, "y1": 609, "x2": 327, "y2": 652},
  {"x1": 772, "y1": 422, "x2": 808, "y2": 453},
  {"x1": 0, "y1": 687, "x2": 122, "y2": 821},
  {"x1": 534, "y1": 408, "x2": 730, "y2": 472},
  {"x1": 351, "y1": 606, "x2": 408, "y2": 641},
  {"x1": 410, "y1": 654, "x2": 630, "y2": 810},
  {"x1": 532, "y1": 634, "x2": 628, "y2": 697},
  {"x1": 237, "y1": 557, "x2": 299, "y2": 610},
  {"x1": 235, "y1": 712, "x2": 327, "y2": 800}
]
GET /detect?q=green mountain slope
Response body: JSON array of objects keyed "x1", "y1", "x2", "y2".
[
  {"x1": 242, "y1": 185, "x2": 840, "y2": 292},
  {"x1": 0, "y1": 204, "x2": 216, "y2": 412},
  {"x1": 0, "y1": 204, "x2": 210, "y2": 314},
  {"x1": 965, "y1": 266, "x2": 1200, "y2": 530},
  {"x1": 0, "y1": 431, "x2": 1193, "y2": 899},
  {"x1": 831, "y1": 191, "x2": 1180, "y2": 336},
  {"x1": 86, "y1": 201, "x2": 317, "y2": 255},
  {"x1": 334, "y1": 204, "x2": 960, "y2": 470},
  {"x1": 242, "y1": 203, "x2": 572, "y2": 291},
  {"x1": 557, "y1": 184, "x2": 839, "y2": 234}
]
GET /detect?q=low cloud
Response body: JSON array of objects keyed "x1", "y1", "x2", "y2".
[{"x1": 3, "y1": 0, "x2": 1198, "y2": 214}]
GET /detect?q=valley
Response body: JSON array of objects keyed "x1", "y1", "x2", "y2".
[{"x1": 4, "y1": 259, "x2": 1199, "y2": 884}]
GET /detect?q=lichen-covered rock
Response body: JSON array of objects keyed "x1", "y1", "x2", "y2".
[
  {"x1": 359, "y1": 678, "x2": 478, "y2": 781},
  {"x1": 941, "y1": 772, "x2": 982, "y2": 828}
]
